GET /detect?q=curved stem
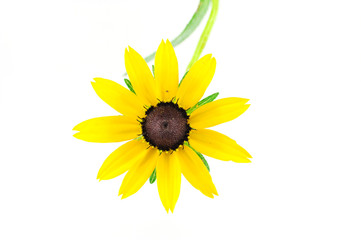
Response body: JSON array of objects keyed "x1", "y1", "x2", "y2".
[
  {"x1": 144, "y1": 0, "x2": 211, "y2": 63},
  {"x1": 186, "y1": 0, "x2": 219, "y2": 71}
]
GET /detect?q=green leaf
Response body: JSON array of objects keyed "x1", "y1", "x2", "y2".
[
  {"x1": 185, "y1": 142, "x2": 210, "y2": 172},
  {"x1": 149, "y1": 168, "x2": 157, "y2": 184},
  {"x1": 124, "y1": 78, "x2": 135, "y2": 94},
  {"x1": 143, "y1": 0, "x2": 211, "y2": 63},
  {"x1": 186, "y1": 92, "x2": 219, "y2": 114}
]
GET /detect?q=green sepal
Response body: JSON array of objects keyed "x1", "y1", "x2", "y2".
[
  {"x1": 149, "y1": 168, "x2": 157, "y2": 184},
  {"x1": 184, "y1": 142, "x2": 210, "y2": 172},
  {"x1": 186, "y1": 92, "x2": 219, "y2": 114},
  {"x1": 124, "y1": 78, "x2": 135, "y2": 94},
  {"x1": 193, "y1": 148, "x2": 210, "y2": 172}
]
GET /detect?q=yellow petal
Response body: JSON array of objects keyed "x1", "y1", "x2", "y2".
[
  {"x1": 175, "y1": 54, "x2": 216, "y2": 109},
  {"x1": 154, "y1": 40, "x2": 179, "y2": 102},
  {"x1": 91, "y1": 78, "x2": 145, "y2": 118},
  {"x1": 189, "y1": 129, "x2": 252, "y2": 163},
  {"x1": 119, "y1": 147, "x2": 158, "y2": 199},
  {"x1": 177, "y1": 146, "x2": 218, "y2": 198},
  {"x1": 189, "y1": 97, "x2": 250, "y2": 129},
  {"x1": 73, "y1": 116, "x2": 141, "y2": 143},
  {"x1": 124, "y1": 47, "x2": 157, "y2": 106},
  {"x1": 157, "y1": 152, "x2": 181, "y2": 213},
  {"x1": 97, "y1": 140, "x2": 149, "y2": 180}
]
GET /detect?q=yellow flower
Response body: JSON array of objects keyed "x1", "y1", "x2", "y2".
[{"x1": 73, "y1": 40, "x2": 251, "y2": 212}]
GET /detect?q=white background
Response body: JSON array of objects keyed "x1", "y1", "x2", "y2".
[{"x1": 1, "y1": 0, "x2": 360, "y2": 239}]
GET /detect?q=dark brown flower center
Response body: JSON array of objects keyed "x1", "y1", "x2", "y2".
[{"x1": 141, "y1": 102, "x2": 191, "y2": 151}]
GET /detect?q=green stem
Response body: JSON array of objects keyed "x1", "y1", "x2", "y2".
[
  {"x1": 186, "y1": 0, "x2": 219, "y2": 71},
  {"x1": 144, "y1": 0, "x2": 211, "y2": 63}
]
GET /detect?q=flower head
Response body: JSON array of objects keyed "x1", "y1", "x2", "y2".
[{"x1": 73, "y1": 40, "x2": 251, "y2": 212}]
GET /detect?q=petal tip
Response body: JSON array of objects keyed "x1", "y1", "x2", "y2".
[
  {"x1": 72, "y1": 132, "x2": 81, "y2": 139},
  {"x1": 96, "y1": 172, "x2": 102, "y2": 180},
  {"x1": 211, "y1": 56, "x2": 216, "y2": 66},
  {"x1": 165, "y1": 39, "x2": 173, "y2": 47},
  {"x1": 120, "y1": 194, "x2": 128, "y2": 199},
  {"x1": 92, "y1": 77, "x2": 104, "y2": 83}
]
